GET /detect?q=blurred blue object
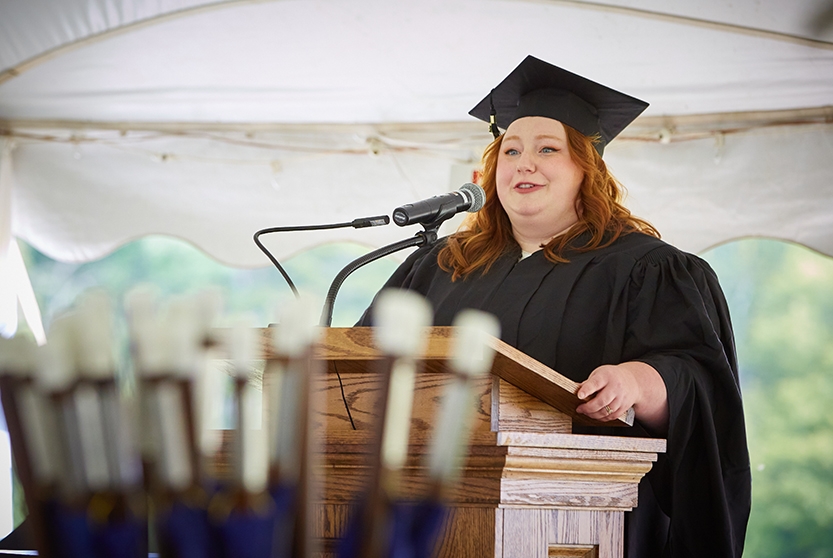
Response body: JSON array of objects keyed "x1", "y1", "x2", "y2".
[
  {"x1": 91, "y1": 516, "x2": 146, "y2": 558},
  {"x1": 389, "y1": 500, "x2": 446, "y2": 558},
  {"x1": 47, "y1": 503, "x2": 95, "y2": 558},
  {"x1": 215, "y1": 505, "x2": 276, "y2": 558},
  {"x1": 338, "y1": 499, "x2": 446, "y2": 558},
  {"x1": 157, "y1": 501, "x2": 212, "y2": 558},
  {"x1": 268, "y1": 484, "x2": 297, "y2": 558}
]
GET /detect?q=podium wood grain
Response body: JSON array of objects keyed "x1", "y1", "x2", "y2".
[{"x1": 223, "y1": 327, "x2": 664, "y2": 557}]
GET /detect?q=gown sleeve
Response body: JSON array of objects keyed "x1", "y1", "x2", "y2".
[{"x1": 623, "y1": 244, "x2": 751, "y2": 557}]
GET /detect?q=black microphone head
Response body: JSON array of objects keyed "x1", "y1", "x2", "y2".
[
  {"x1": 460, "y1": 183, "x2": 486, "y2": 212},
  {"x1": 392, "y1": 183, "x2": 486, "y2": 227}
]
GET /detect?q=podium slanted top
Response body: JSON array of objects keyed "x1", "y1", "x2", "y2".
[{"x1": 256, "y1": 326, "x2": 634, "y2": 428}]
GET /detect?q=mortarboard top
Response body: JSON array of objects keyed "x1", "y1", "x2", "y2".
[{"x1": 468, "y1": 55, "x2": 648, "y2": 155}]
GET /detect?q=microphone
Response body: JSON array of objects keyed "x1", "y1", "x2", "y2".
[{"x1": 392, "y1": 183, "x2": 485, "y2": 226}]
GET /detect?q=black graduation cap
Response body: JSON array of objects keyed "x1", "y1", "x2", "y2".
[{"x1": 469, "y1": 55, "x2": 648, "y2": 155}]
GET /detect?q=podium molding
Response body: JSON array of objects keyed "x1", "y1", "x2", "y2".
[{"x1": 255, "y1": 326, "x2": 665, "y2": 558}]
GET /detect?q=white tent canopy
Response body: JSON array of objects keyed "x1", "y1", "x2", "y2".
[{"x1": 1, "y1": 0, "x2": 832, "y2": 288}]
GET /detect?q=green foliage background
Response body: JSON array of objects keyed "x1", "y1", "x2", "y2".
[
  {"x1": 703, "y1": 240, "x2": 833, "y2": 558},
  {"x1": 20, "y1": 236, "x2": 400, "y2": 329},
  {"x1": 11, "y1": 235, "x2": 833, "y2": 556}
]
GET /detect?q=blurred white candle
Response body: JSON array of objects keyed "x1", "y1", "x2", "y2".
[
  {"x1": 373, "y1": 289, "x2": 432, "y2": 474},
  {"x1": 268, "y1": 296, "x2": 320, "y2": 483},
  {"x1": 241, "y1": 383, "x2": 268, "y2": 494},
  {"x1": 193, "y1": 287, "x2": 224, "y2": 463},
  {"x1": 152, "y1": 301, "x2": 201, "y2": 491},
  {"x1": 35, "y1": 315, "x2": 85, "y2": 496},
  {"x1": 428, "y1": 309, "x2": 499, "y2": 483},
  {"x1": 228, "y1": 316, "x2": 259, "y2": 488},
  {"x1": 65, "y1": 296, "x2": 115, "y2": 492},
  {"x1": 155, "y1": 382, "x2": 192, "y2": 491},
  {"x1": 0, "y1": 336, "x2": 54, "y2": 485}
]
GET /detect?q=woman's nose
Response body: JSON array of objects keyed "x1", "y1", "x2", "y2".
[{"x1": 517, "y1": 151, "x2": 535, "y2": 172}]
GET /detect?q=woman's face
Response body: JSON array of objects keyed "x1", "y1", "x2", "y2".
[{"x1": 496, "y1": 117, "x2": 584, "y2": 237}]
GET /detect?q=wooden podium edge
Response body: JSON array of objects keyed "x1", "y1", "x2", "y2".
[
  {"x1": 255, "y1": 326, "x2": 634, "y2": 428},
  {"x1": 488, "y1": 338, "x2": 635, "y2": 427}
]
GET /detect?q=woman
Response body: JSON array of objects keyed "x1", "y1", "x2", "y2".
[{"x1": 359, "y1": 56, "x2": 751, "y2": 557}]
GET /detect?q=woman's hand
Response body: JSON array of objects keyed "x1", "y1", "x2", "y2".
[{"x1": 575, "y1": 361, "x2": 669, "y2": 434}]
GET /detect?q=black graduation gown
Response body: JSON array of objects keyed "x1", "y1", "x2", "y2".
[{"x1": 358, "y1": 231, "x2": 751, "y2": 558}]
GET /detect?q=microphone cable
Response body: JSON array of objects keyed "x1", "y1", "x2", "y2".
[
  {"x1": 253, "y1": 215, "x2": 390, "y2": 431},
  {"x1": 253, "y1": 215, "x2": 390, "y2": 298}
]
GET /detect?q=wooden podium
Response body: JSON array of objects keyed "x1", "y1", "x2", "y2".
[{"x1": 261, "y1": 326, "x2": 665, "y2": 558}]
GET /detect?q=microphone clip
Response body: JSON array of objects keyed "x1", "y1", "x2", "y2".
[
  {"x1": 415, "y1": 226, "x2": 439, "y2": 248},
  {"x1": 417, "y1": 202, "x2": 460, "y2": 233}
]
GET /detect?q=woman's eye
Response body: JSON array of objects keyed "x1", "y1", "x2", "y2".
[
  {"x1": 541, "y1": 146, "x2": 558, "y2": 153},
  {"x1": 504, "y1": 148, "x2": 519, "y2": 156}
]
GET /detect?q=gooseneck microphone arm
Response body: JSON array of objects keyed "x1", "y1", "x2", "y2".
[
  {"x1": 253, "y1": 215, "x2": 390, "y2": 297},
  {"x1": 320, "y1": 186, "x2": 485, "y2": 326},
  {"x1": 256, "y1": 184, "x2": 484, "y2": 324},
  {"x1": 319, "y1": 226, "x2": 441, "y2": 327}
]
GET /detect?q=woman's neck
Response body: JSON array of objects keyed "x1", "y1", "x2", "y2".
[{"x1": 512, "y1": 221, "x2": 576, "y2": 253}]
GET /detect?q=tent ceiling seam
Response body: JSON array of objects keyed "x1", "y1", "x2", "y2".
[
  {"x1": 2, "y1": 106, "x2": 831, "y2": 137},
  {"x1": 528, "y1": 0, "x2": 833, "y2": 50},
  {"x1": 0, "y1": 0, "x2": 283, "y2": 86}
]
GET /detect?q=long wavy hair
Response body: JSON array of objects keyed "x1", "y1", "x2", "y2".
[{"x1": 437, "y1": 123, "x2": 659, "y2": 280}]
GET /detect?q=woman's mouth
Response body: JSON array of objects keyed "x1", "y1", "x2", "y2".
[{"x1": 514, "y1": 182, "x2": 543, "y2": 191}]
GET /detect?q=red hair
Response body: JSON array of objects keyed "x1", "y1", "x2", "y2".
[{"x1": 437, "y1": 124, "x2": 659, "y2": 280}]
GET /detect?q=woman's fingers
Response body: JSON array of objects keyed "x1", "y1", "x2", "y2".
[{"x1": 576, "y1": 364, "x2": 639, "y2": 420}]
